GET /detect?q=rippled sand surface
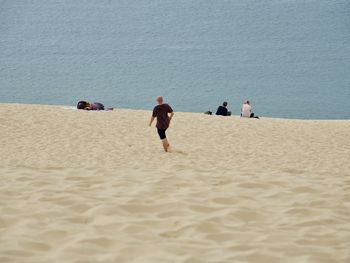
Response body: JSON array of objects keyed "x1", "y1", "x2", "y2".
[{"x1": 0, "y1": 104, "x2": 349, "y2": 263}]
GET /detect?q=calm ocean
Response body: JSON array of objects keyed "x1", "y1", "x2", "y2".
[{"x1": 1, "y1": 0, "x2": 349, "y2": 119}]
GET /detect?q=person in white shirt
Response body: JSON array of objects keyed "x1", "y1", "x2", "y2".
[{"x1": 241, "y1": 100, "x2": 259, "y2": 118}]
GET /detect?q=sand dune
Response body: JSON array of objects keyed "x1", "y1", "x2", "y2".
[{"x1": 0, "y1": 103, "x2": 349, "y2": 263}]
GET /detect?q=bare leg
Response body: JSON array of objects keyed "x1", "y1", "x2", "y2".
[{"x1": 162, "y1": 138, "x2": 170, "y2": 152}]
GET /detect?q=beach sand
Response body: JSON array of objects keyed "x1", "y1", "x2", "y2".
[{"x1": 0, "y1": 103, "x2": 349, "y2": 263}]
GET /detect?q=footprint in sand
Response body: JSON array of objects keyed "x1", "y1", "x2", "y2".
[{"x1": 168, "y1": 148, "x2": 187, "y2": 155}]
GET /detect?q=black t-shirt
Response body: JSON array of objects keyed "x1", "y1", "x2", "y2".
[
  {"x1": 152, "y1": 104, "x2": 173, "y2": 129},
  {"x1": 216, "y1": 106, "x2": 228, "y2": 116}
]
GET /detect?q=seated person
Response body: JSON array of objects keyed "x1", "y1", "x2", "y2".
[
  {"x1": 241, "y1": 100, "x2": 259, "y2": 118},
  {"x1": 77, "y1": 101, "x2": 107, "y2": 111},
  {"x1": 216, "y1": 101, "x2": 229, "y2": 116}
]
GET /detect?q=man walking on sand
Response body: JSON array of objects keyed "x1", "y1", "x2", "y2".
[{"x1": 149, "y1": 96, "x2": 174, "y2": 152}]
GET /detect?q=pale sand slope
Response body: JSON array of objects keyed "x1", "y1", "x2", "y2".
[{"x1": 0, "y1": 103, "x2": 349, "y2": 263}]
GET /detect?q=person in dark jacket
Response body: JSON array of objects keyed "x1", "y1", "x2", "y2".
[{"x1": 216, "y1": 101, "x2": 229, "y2": 116}]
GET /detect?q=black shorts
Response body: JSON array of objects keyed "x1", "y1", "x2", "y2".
[{"x1": 157, "y1": 129, "x2": 167, "y2": 140}]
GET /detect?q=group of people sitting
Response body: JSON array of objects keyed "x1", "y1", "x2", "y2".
[
  {"x1": 77, "y1": 101, "x2": 114, "y2": 111},
  {"x1": 214, "y1": 100, "x2": 259, "y2": 118},
  {"x1": 76, "y1": 99, "x2": 258, "y2": 118}
]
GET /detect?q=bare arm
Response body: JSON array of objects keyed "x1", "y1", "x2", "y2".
[
  {"x1": 168, "y1": 112, "x2": 174, "y2": 125},
  {"x1": 149, "y1": 116, "x2": 155, "y2": 127}
]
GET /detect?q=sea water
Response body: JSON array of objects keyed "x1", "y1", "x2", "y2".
[{"x1": 1, "y1": 0, "x2": 349, "y2": 119}]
